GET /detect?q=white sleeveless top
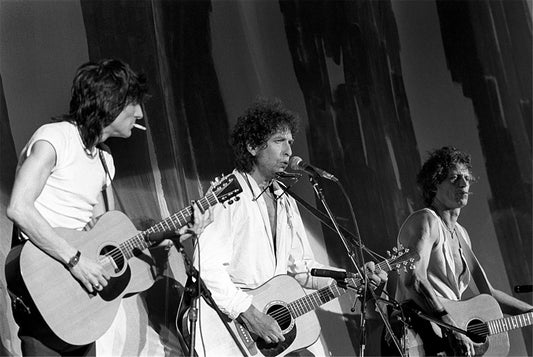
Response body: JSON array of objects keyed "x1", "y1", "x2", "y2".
[
  {"x1": 396, "y1": 208, "x2": 471, "y2": 301},
  {"x1": 20, "y1": 121, "x2": 115, "y2": 230}
]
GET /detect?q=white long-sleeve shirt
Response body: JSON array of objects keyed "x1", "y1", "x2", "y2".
[{"x1": 194, "y1": 170, "x2": 330, "y2": 319}]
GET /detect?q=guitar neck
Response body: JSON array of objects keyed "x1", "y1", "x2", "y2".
[
  {"x1": 487, "y1": 311, "x2": 533, "y2": 336},
  {"x1": 118, "y1": 192, "x2": 217, "y2": 260},
  {"x1": 288, "y1": 257, "x2": 406, "y2": 318}
]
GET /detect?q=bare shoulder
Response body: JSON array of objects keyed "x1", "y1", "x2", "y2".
[
  {"x1": 399, "y1": 209, "x2": 440, "y2": 246},
  {"x1": 25, "y1": 140, "x2": 57, "y2": 166},
  {"x1": 402, "y1": 209, "x2": 438, "y2": 231}
]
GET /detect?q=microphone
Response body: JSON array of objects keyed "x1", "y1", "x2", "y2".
[
  {"x1": 289, "y1": 156, "x2": 339, "y2": 182},
  {"x1": 514, "y1": 285, "x2": 533, "y2": 293},
  {"x1": 310, "y1": 268, "x2": 357, "y2": 280},
  {"x1": 146, "y1": 230, "x2": 179, "y2": 243},
  {"x1": 275, "y1": 171, "x2": 302, "y2": 179}
]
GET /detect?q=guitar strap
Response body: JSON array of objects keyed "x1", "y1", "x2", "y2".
[
  {"x1": 456, "y1": 228, "x2": 492, "y2": 295},
  {"x1": 98, "y1": 144, "x2": 125, "y2": 213}
]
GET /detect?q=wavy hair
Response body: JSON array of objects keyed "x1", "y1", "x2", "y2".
[
  {"x1": 54, "y1": 58, "x2": 148, "y2": 148},
  {"x1": 231, "y1": 98, "x2": 299, "y2": 173},
  {"x1": 417, "y1": 146, "x2": 475, "y2": 206}
]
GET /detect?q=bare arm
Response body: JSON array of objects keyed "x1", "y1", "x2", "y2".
[
  {"x1": 399, "y1": 211, "x2": 447, "y2": 314},
  {"x1": 8, "y1": 141, "x2": 79, "y2": 263},
  {"x1": 7, "y1": 140, "x2": 109, "y2": 293},
  {"x1": 492, "y1": 289, "x2": 533, "y2": 315}
]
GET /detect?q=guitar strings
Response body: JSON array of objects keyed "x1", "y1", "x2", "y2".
[
  {"x1": 466, "y1": 323, "x2": 489, "y2": 336},
  {"x1": 266, "y1": 287, "x2": 336, "y2": 325},
  {"x1": 187, "y1": 253, "x2": 408, "y2": 326},
  {"x1": 97, "y1": 195, "x2": 219, "y2": 266}
]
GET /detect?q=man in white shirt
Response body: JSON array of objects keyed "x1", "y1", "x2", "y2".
[{"x1": 194, "y1": 98, "x2": 387, "y2": 356}]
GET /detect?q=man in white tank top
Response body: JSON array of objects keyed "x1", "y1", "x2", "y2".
[
  {"x1": 390, "y1": 147, "x2": 532, "y2": 356},
  {"x1": 6, "y1": 59, "x2": 210, "y2": 356}
]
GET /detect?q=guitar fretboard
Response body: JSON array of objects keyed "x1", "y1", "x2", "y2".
[
  {"x1": 487, "y1": 311, "x2": 533, "y2": 335},
  {"x1": 118, "y1": 192, "x2": 217, "y2": 260},
  {"x1": 288, "y1": 254, "x2": 414, "y2": 317}
]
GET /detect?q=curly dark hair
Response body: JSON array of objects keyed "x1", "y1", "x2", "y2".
[
  {"x1": 417, "y1": 146, "x2": 475, "y2": 206},
  {"x1": 231, "y1": 98, "x2": 299, "y2": 173},
  {"x1": 54, "y1": 58, "x2": 148, "y2": 148}
]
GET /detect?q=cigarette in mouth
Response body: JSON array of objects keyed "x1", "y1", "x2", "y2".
[{"x1": 133, "y1": 123, "x2": 146, "y2": 131}]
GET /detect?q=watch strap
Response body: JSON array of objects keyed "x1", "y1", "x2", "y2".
[{"x1": 67, "y1": 250, "x2": 81, "y2": 269}]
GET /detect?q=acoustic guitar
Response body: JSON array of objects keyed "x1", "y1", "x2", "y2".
[
  {"x1": 402, "y1": 294, "x2": 533, "y2": 356},
  {"x1": 180, "y1": 248, "x2": 418, "y2": 357},
  {"x1": 5, "y1": 173, "x2": 242, "y2": 346}
]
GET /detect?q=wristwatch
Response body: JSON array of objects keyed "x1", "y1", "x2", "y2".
[{"x1": 67, "y1": 250, "x2": 81, "y2": 269}]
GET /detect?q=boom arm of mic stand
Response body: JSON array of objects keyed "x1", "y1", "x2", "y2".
[
  {"x1": 306, "y1": 176, "x2": 363, "y2": 275},
  {"x1": 283, "y1": 186, "x2": 371, "y2": 253},
  {"x1": 174, "y1": 240, "x2": 248, "y2": 357},
  {"x1": 400, "y1": 303, "x2": 474, "y2": 339}
]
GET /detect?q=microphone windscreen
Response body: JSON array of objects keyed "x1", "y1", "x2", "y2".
[{"x1": 289, "y1": 156, "x2": 304, "y2": 170}]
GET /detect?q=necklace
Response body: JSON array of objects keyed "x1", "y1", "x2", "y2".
[
  {"x1": 84, "y1": 147, "x2": 98, "y2": 158},
  {"x1": 445, "y1": 225, "x2": 456, "y2": 238},
  {"x1": 430, "y1": 206, "x2": 457, "y2": 238}
]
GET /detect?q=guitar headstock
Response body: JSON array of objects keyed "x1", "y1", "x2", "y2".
[
  {"x1": 211, "y1": 173, "x2": 243, "y2": 206},
  {"x1": 382, "y1": 245, "x2": 419, "y2": 274}
]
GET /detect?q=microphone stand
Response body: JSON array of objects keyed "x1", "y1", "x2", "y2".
[
  {"x1": 283, "y1": 186, "x2": 368, "y2": 253},
  {"x1": 173, "y1": 238, "x2": 247, "y2": 357},
  {"x1": 307, "y1": 175, "x2": 371, "y2": 356},
  {"x1": 284, "y1": 176, "x2": 405, "y2": 356}
]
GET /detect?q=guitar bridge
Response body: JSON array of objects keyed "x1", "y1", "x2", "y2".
[{"x1": 235, "y1": 321, "x2": 258, "y2": 355}]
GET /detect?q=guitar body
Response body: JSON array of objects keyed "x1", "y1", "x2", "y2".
[
  {"x1": 179, "y1": 248, "x2": 417, "y2": 356},
  {"x1": 5, "y1": 173, "x2": 243, "y2": 347},
  {"x1": 404, "y1": 294, "x2": 510, "y2": 356},
  {"x1": 181, "y1": 275, "x2": 321, "y2": 357},
  {"x1": 5, "y1": 211, "x2": 156, "y2": 346}
]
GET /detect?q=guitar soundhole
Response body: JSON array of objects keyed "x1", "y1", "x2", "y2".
[
  {"x1": 466, "y1": 319, "x2": 488, "y2": 344},
  {"x1": 99, "y1": 245, "x2": 125, "y2": 274},
  {"x1": 267, "y1": 304, "x2": 292, "y2": 331}
]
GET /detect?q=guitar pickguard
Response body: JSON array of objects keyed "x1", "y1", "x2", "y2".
[
  {"x1": 256, "y1": 302, "x2": 297, "y2": 357},
  {"x1": 257, "y1": 325, "x2": 297, "y2": 357},
  {"x1": 98, "y1": 266, "x2": 131, "y2": 302}
]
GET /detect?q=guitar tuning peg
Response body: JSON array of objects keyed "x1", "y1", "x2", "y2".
[
  {"x1": 393, "y1": 247, "x2": 398, "y2": 253},
  {"x1": 227, "y1": 200, "x2": 233, "y2": 205},
  {"x1": 235, "y1": 196, "x2": 240, "y2": 201},
  {"x1": 386, "y1": 250, "x2": 391, "y2": 257}
]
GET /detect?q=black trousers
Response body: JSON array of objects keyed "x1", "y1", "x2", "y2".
[{"x1": 12, "y1": 294, "x2": 95, "y2": 357}]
